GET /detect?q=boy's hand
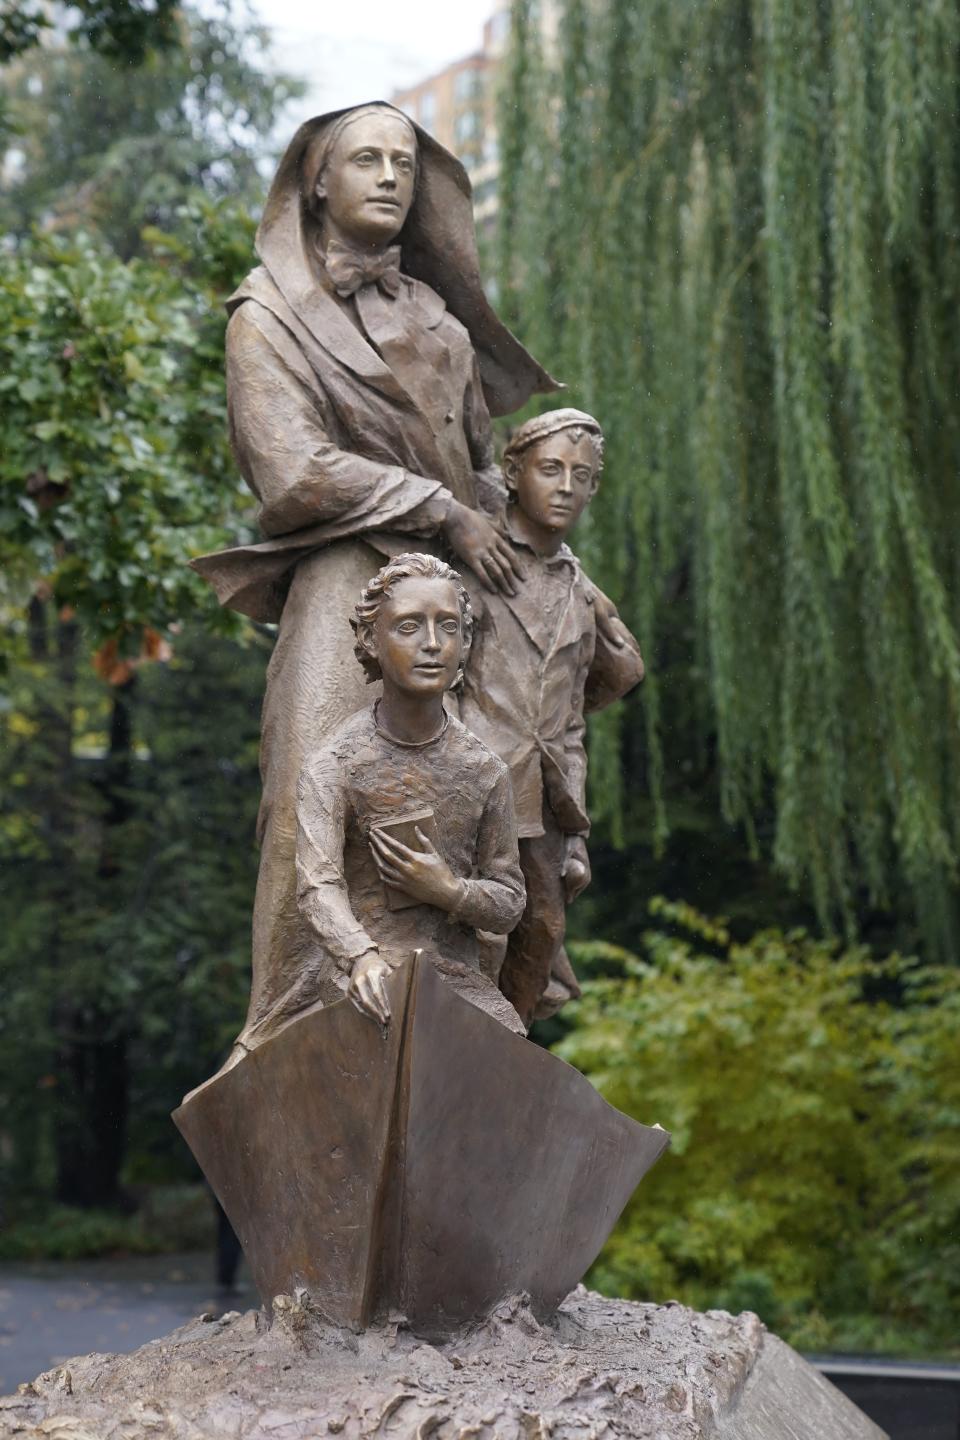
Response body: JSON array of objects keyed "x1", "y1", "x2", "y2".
[
  {"x1": 562, "y1": 834, "x2": 591, "y2": 903},
  {"x1": 348, "y1": 948, "x2": 392, "y2": 1025},
  {"x1": 594, "y1": 590, "x2": 644, "y2": 675},
  {"x1": 371, "y1": 826, "x2": 462, "y2": 912},
  {"x1": 443, "y1": 500, "x2": 524, "y2": 596}
]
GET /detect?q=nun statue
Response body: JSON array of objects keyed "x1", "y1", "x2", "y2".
[{"x1": 191, "y1": 103, "x2": 559, "y2": 1055}]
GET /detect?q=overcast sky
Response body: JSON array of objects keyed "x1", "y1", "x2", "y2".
[{"x1": 250, "y1": 0, "x2": 500, "y2": 125}]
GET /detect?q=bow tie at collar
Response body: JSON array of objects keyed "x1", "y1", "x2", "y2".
[{"x1": 321, "y1": 239, "x2": 402, "y2": 299}]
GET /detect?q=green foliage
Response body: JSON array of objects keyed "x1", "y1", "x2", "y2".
[
  {"x1": 0, "y1": 1, "x2": 293, "y2": 1211},
  {"x1": 0, "y1": 1186, "x2": 215, "y2": 1259},
  {"x1": 0, "y1": 230, "x2": 250, "y2": 646},
  {"x1": 1, "y1": 7, "x2": 301, "y2": 258},
  {"x1": 559, "y1": 901, "x2": 960, "y2": 1354},
  {"x1": 498, "y1": 0, "x2": 960, "y2": 952},
  {"x1": 0, "y1": 1208, "x2": 161, "y2": 1261},
  {"x1": 1, "y1": 0, "x2": 179, "y2": 65},
  {"x1": 0, "y1": 623, "x2": 266, "y2": 1202},
  {"x1": 0, "y1": 2, "x2": 295, "y2": 649}
]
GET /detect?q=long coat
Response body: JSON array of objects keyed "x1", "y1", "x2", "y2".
[
  {"x1": 462, "y1": 519, "x2": 645, "y2": 843},
  {"x1": 197, "y1": 263, "x2": 516, "y2": 1047},
  {"x1": 192, "y1": 105, "x2": 559, "y2": 1051}
]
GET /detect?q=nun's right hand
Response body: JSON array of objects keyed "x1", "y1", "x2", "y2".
[{"x1": 443, "y1": 501, "x2": 524, "y2": 597}]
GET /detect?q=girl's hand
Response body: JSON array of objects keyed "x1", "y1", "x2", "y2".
[
  {"x1": 348, "y1": 949, "x2": 392, "y2": 1025},
  {"x1": 371, "y1": 826, "x2": 461, "y2": 911}
]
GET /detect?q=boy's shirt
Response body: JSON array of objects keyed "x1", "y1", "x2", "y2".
[
  {"x1": 296, "y1": 706, "x2": 525, "y2": 976},
  {"x1": 461, "y1": 515, "x2": 643, "y2": 840}
]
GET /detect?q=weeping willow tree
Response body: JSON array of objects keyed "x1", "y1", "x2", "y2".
[{"x1": 497, "y1": 0, "x2": 960, "y2": 951}]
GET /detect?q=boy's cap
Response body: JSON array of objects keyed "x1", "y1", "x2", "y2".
[{"x1": 503, "y1": 407, "x2": 602, "y2": 464}]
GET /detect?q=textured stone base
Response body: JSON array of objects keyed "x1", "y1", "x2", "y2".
[{"x1": 0, "y1": 1287, "x2": 886, "y2": 1440}]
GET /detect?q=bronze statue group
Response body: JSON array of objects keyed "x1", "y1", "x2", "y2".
[
  {"x1": 173, "y1": 100, "x2": 670, "y2": 1346},
  {"x1": 191, "y1": 102, "x2": 644, "y2": 1057}
]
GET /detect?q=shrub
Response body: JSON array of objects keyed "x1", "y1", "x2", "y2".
[
  {"x1": 0, "y1": 1185, "x2": 214, "y2": 1260},
  {"x1": 560, "y1": 899, "x2": 960, "y2": 1356}
]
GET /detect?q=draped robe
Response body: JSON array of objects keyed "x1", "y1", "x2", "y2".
[
  {"x1": 197, "y1": 263, "x2": 509, "y2": 1047},
  {"x1": 191, "y1": 104, "x2": 560, "y2": 1050}
]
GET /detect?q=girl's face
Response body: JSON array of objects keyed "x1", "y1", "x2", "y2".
[{"x1": 367, "y1": 576, "x2": 463, "y2": 697}]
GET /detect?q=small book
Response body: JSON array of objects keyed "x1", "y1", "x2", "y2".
[{"x1": 370, "y1": 807, "x2": 441, "y2": 911}]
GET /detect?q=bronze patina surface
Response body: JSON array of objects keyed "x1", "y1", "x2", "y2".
[
  {"x1": 175, "y1": 108, "x2": 665, "y2": 1344},
  {"x1": 173, "y1": 952, "x2": 668, "y2": 1336},
  {"x1": 260, "y1": 554, "x2": 529, "y2": 1036},
  {"x1": 461, "y1": 409, "x2": 645, "y2": 1025},
  {"x1": 189, "y1": 104, "x2": 558, "y2": 1056}
]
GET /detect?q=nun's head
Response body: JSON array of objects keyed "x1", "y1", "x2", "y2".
[{"x1": 305, "y1": 104, "x2": 418, "y2": 249}]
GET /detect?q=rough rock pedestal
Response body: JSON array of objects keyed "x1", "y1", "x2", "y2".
[{"x1": 1, "y1": 1288, "x2": 887, "y2": 1440}]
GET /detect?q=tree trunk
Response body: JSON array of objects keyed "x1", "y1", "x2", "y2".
[
  {"x1": 54, "y1": 1027, "x2": 130, "y2": 1208},
  {"x1": 54, "y1": 673, "x2": 136, "y2": 1209}
]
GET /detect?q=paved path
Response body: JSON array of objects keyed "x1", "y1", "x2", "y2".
[{"x1": 0, "y1": 1252, "x2": 254, "y2": 1395}]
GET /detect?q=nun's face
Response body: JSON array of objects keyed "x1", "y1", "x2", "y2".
[{"x1": 316, "y1": 112, "x2": 417, "y2": 249}]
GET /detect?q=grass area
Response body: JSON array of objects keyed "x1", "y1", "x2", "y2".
[{"x1": 783, "y1": 1312, "x2": 960, "y2": 1362}]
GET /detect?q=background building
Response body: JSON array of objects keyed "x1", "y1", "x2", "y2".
[{"x1": 390, "y1": 8, "x2": 511, "y2": 224}]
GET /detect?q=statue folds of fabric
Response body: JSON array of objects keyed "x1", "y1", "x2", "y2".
[
  {"x1": 192, "y1": 104, "x2": 559, "y2": 1052},
  {"x1": 177, "y1": 105, "x2": 668, "y2": 1340},
  {"x1": 175, "y1": 551, "x2": 667, "y2": 1335}
]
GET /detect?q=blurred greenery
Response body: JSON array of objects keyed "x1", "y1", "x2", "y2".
[
  {"x1": 1, "y1": 0, "x2": 180, "y2": 67},
  {"x1": 558, "y1": 899, "x2": 960, "y2": 1357},
  {"x1": 1, "y1": 0, "x2": 195, "y2": 161},
  {"x1": 1, "y1": 6, "x2": 301, "y2": 258},
  {"x1": 0, "y1": 225, "x2": 251, "y2": 645},
  {"x1": 0, "y1": 0, "x2": 296, "y2": 649},
  {"x1": 499, "y1": 0, "x2": 960, "y2": 959},
  {"x1": 0, "y1": 621, "x2": 266, "y2": 1206},
  {"x1": 0, "y1": 3, "x2": 288, "y2": 1210},
  {"x1": 0, "y1": 1186, "x2": 215, "y2": 1260}
]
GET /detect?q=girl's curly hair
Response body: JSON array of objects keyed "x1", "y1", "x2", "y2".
[{"x1": 350, "y1": 552, "x2": 473, "y2": 685}]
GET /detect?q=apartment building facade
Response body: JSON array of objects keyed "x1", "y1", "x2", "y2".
[{"x1": 390, "y1": 9, "x2": 512, "y2": 225}]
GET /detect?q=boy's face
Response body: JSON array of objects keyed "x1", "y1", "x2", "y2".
[
  {"x1": 369, "y1": 576, "x2": 463, "y2": 696},
  {"x1": 509, "y1": 431, "x2": 599, "y2": 537}
]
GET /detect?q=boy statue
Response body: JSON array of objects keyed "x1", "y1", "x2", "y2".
[
  {"x1": 294, "y1": 552, "x2": 527, "y2": 1036},
  {"x1": 460, "y1": 409, "x2": 645, "y2": 1029}
]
